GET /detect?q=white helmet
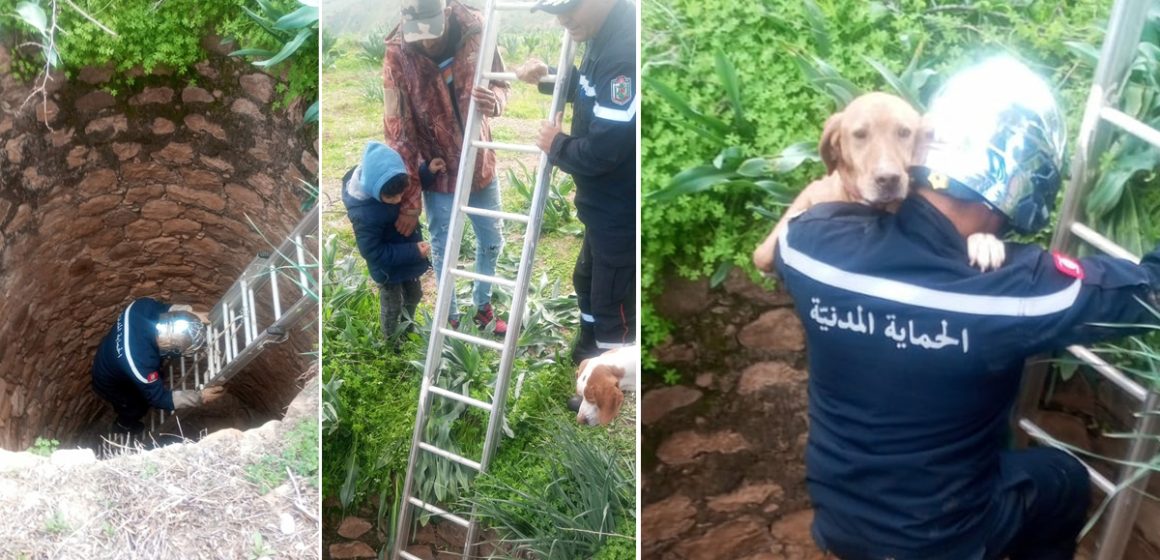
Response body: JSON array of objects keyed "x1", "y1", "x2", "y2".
[{"x1": 156, "y1": 311, "x2": 207, "y2": 356}]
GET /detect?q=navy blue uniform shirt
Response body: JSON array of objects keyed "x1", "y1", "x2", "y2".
[
  {"x1": 774, "y1": 195, "x2": 1160, "y2": 558},
  {"x1": 91, "y1": 297, "x2": 175, "y2": 411},
  {"x1": 342, "y1": 166, "x2": 430, "y2": 285},
  {"x1": 540, "y1": 0, "x2": 636, "y2": 238}
]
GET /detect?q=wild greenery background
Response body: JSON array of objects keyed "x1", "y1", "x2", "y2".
[{"x1": 638, "y1": 0, "x2": 1157, "y2": 378}]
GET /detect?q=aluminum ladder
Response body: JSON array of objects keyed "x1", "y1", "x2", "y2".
[
  {"x1": 392, "y1": 3, "x2": 576, "y2": 559},
  {"x1": 1015, "y1": 1, "x2": 1160, "y2": 558},
  {"x1": 145, "y1": 205, "x2": 320, "y2": 436}
]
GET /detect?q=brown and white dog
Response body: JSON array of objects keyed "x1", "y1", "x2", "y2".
[
  {"x1": 575, "y1": 345, "x2": 639, "y2": 426},
  {"x1": 752, "y1": 92, "x2": 1005, "y2": 273}
]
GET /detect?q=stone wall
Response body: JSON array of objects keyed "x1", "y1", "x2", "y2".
[{"x1": 0, "y1": 41, "x2": 318, "y2": 450}]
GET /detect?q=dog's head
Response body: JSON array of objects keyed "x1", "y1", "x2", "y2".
[
  {"x1": 819, "y1": 92, "x2": 925, "y2": 206},
  {"x1": 576, "y1": 364, "x2": 626, "y2": 426}
]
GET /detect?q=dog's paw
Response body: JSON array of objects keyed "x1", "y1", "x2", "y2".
[{"x1": 967, "y1": 232, "x2": 1006, "y2": 272}]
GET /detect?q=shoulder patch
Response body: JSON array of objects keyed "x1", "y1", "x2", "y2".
[
  {"x1": 611, "y1": 75, "x2": 631, "y2": 106},
  {"x1": 146, "y1": 371, "x2": 160, "y2": 383},
  {"x1": 1052, "y1": 251, "x2": 1085, "y2": 280}
]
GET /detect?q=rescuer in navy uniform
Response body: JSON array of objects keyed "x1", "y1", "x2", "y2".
[
  {"x1": 773, "y1": 57, "x2": 1160, "y2": 560},
  {"x1": 91, "y1": 297, "x2": 225, "y2": 435},
  {"x1": 515, "y1": 0, "x2": 638, "y2": 365}
]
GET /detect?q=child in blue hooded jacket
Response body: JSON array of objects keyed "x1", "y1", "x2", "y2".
[{"x1": 342, "y1": 142, "x2": 437, "y2": 342}]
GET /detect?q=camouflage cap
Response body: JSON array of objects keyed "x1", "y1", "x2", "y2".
[
  {"x1": 401, "y1": 0, "x2": 447, "y2": 42},
  {"x1": 532, "y1": 0, "x2": 582, "y2": 14}
]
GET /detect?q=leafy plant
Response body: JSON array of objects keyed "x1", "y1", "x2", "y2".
[
  {"x1": 507, "y1": 163, "x2": 579, "y2": 237},
  {"x1": 230, "y1": 0, "x2": 320, "y2": 118},
  {"x1": 463, "y1": 419, "x2": 635, "y2": 560},
  {"x1": 29, "y1": 437, "x2": 59, "y2": 457}
]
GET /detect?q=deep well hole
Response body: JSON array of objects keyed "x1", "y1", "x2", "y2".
[{"x1": 0, "y1": 44, "x2": 318, "y2": 451}]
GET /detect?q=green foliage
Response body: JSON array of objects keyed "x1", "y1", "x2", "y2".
[
  {"x1": 244, "y1": 417, "x2": 320, "y2": 494},
  {"x1": 41, "y1": 510, "x2": 69, "y2": 535},
  {"x1": 642, "y1": 0, "x2": 1110, "y2": 377},
  {"x1": 29, "y1": 437, "x2": 59, "y2": 457},
  {"x1": 229, "y1": 0, "x2": 320, "y2": 112},
  {"x1": 507, "y1": 163, "x2": 580, "y2": 237},
  {"x1": 463, "y1": 420, "x2": 635, "y2": 560}
]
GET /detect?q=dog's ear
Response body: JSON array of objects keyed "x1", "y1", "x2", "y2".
[
  {"x1": 606, "y1": 365, "x2": 626, "y2": 381},
  {"x1": 576, "y1": 359, "x2": 590, "y2": 379},
  {"x1": 912, "y1": 115, "x2": 935, "y2": 165},
  {"x1": 819, "y1": 112, "x2": 844, "y2": 174},
  {"x1": 583, "y1": 372, "x2": 624, "y2": 426}
]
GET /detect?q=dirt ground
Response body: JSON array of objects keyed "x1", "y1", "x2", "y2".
[{"x1": 643, "y1": 270, "x2": 1160, "y2": 560}]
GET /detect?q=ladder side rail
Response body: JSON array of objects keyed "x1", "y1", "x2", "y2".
[
  {"x1": 461, "y1": 29, "x2": 577, "y2": 557},
  {"x1": 393, "y1": 0, "x2": 501, "y2": 555}
]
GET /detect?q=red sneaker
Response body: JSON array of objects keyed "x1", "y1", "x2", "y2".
[{"x1": 473, "y1": 303, "x2": 507, "y2": 335}]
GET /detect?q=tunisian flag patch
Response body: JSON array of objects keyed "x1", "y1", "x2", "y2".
[
  {"x1": 146, "y1": 371, "x2": 160, "y2": 383},
  {"x1": 1052, "y1": 251, "x2": 1085, "y2": 280},
  {"x1": 611, "y1": 75, "x2": 632, "y2": 105}
]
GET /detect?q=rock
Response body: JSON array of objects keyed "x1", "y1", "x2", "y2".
[
  {"x1": 84, "y1": 114, "x2": 128, "y2": 138},
  {"x1": 240, "y1": 73, "x2": 275, "y2": 103},
  {"x1": 152, "y1": 142, "x2": 194, "y2": 165},
  {"x1": 225, "y1": 183, "x2": 265, "y2": 211},
  {"x1": 4, "y1": 135, "x2": 24, "y2": 164},
  {"x1": 652, "y1": 340, "x2": 697, "y2": 365},
  {"x1": 654, "y1": 276, "x2": 710, "y2": 319},
  {"x1": 78, "y1": 194, "x2": 122, "y2": 216},
  {"x1": 194, "y1": 60, "x2": 219, "y2": 79},
  {"x1": 34, "y1": 100, "x2": 59, "y2": 123},
  {"x1": 770, "y1": 509, "x2": 817, "y2": 545},
  {"x1": 75, "y1": 90, "x2": 115, "y2": 113},
  {"x1": 337, "y1": 516, "x2": 373, "y2": 539},
  {"x1": 49, "y1": 448, "x2": 96, "y2": 467},
  {"x1": 738, "y1": 362, "x2": 806, "y2": 396},
  {"x1": 129, "y1": 86, "x2": 174, "y2": 105},
  {"x1": 642, "y1": 386, "x2": 702, "y2": 425},
  {"x1": 657, "y1": 430, "x2": 750, "y2": 465},
  {"x1": 167, "y1": 185, "x2": 226, "y2": 212},
  {"x1": 183, "y1": 114, "x2": 227, "y2": 140},
  {"x1": 140, "y1": 200, "x2": 183, "y2": 221},
  {"x1": 181, "y1": 86, "x2": 215, "y2": 104},
  {"x1": 708, "y1": 482, "x2": 783, "y2": 512},
  {"x1": 279, "y1": 512, "x2": 295, "y2": 535},
  {"x1": 738, "y1": 308, "x2": 805, "y2": 352},
  {"x1": 231, "y1": 98, "x2": 264, "y2": 120},
  {"x1": 200, "y1": 155, "x2": 234, "y2": 175},
  {"x1": 112, "y1": 142, "x2": 141, "y2": 161},
  {"x1": 66, "y1": 146, "x2": 91, "y2": 169},
  {"x1": 642, "y1": 494, "x2": 696, "y2": 544},
  {"x1": 78, "y1": 65, "x2": 114, "y2": 84},
  {"x1": 301, "y1": 150, "x2": 318, "y2": 176},
  {"x1": 695, "y1": 373, "x2": 714, "y2": 388},
  {"x1": 403, "y1": 545, "x2": 434, "y2": 560},
  {"x1": 152, "y1": 117, "x2": 176, "y2": 135},
  {"x1": 722, "y1": 267, "x2": 794, "y2": 305},
  {"x1": 674, "y1": 516, "x2": 770, "y2": 560},
  {"x1": 328, "y1": 542, "x2": 376, "y2": 559}
]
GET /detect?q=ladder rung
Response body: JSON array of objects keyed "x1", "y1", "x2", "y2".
[
  {"x1": 449, "y1": 268, "x2": 516, "y2": 289},
  {"x1": 481, "y1": 71, "x2": 556, "y2": 84},
  {"x1": 1019, "y1": 418, "x2": 1116, "y2": 494},
  {"x1": 495, "y1": 1, "x2": 537, "y2": 9},
  {"x1": 1070, "y1": 222, "x2": 1140, "y2": 263},
  {"x1": 408, "y1": 497, "x2": 471, "y2": 527},
  {"x1": 438, "y1": 328, "x2": 505, "y2": 351},
  {"x1": 418, "y1": 442, "x2": 483, "y2": 470},
  {"x1": 398, "y1": 552, "x2": 423, "y2": 560},
  {"x1": 472, "y1": 140, "x2": 541, "y2": 154},
  {"x1": 460, "y1": 206, "x2": 530, "y2": 223},
  {"x1": 1100, "y1": 106, "x2": 1160, "y2": 151},
  {"x1": 428, "y1": 385, "x2": 494, "y2": 412},
  {"x1": 1066, "y1": 345, "x2": 1147, "y2": 402}
]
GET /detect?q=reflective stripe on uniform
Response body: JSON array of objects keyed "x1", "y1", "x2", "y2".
[
  {"x1": 121, "y1": 300, "x2": 150, "y2": 383},
  {"x1": 779, "y1": 227, "x2": 1081, "y2": 317}
]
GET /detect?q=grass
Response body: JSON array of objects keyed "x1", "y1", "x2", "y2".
[{"x1": 244, "y1": 418, "x2": 321, "y2": 495}]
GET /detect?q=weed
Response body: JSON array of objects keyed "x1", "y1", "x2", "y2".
[
  {"x1": 42, "y1": 510, "x2": 69, "y2": 535},
  {"x1": 29, "y1": 437, "x2": 59, "y2": 457},
  {"x1": 248, "y1": 531, "x2": 276, "y2": 559}
]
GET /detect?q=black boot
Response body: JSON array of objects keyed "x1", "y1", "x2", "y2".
[{"x1": 570, "y1": 322, "x2": 598, "y2": 366}]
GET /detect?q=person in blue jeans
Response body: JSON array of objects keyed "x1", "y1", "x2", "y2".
[
  {"x1": 424, "y1": 179, "x2": 506, "y2": 334},
  {"x1": 342, "y1": 142, "x2": 432, "y2": 344}
]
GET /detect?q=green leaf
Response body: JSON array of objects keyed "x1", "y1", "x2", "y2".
[
  {"x1": 1087, "y1": 147, "x2": 1160, "y2": 220},
  {"x1": 273, "y1": 5, "x2": 318, "y2": 31},
  {"x1": 16, "y1": 2, "x2": 48, "y2": 36},
  {"x1": 709, "y1": 261, "x2": 732, "y2": 288},
  {"x1": 768, "y1": 141, "x2": 821, "y2": 174},
  {"x1": 648, "y1": 166, "x2": 736, "y2": 203},
  {"x1": 802, "y1": 0, "x2": 831, "y2": 57},
  {"x1": 304, "y1": 100, "x2": 319, "y2": 123},
  {"x1": 714, "y1": 51, "x2": 749, "y2": 136},
  {"x1": 254, "y1": 28, "x2": 312, "y2": 68},
  {"x1": 230, "y1": 48, "x2": 277, "y2": 57},
  {"x1": 735, "y1": 158, "x2": 768, "y2": 177},
  {"x1": 642, "y1": 75, "x2": 730, "y2": 139},
  {"x1": 1064, "y1": 41, "x2": 1100, "y2": 68}
]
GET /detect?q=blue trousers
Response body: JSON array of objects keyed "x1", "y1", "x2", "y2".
[{"x1": 424, "y1": 179, "x2": 504, "y2": 320}]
